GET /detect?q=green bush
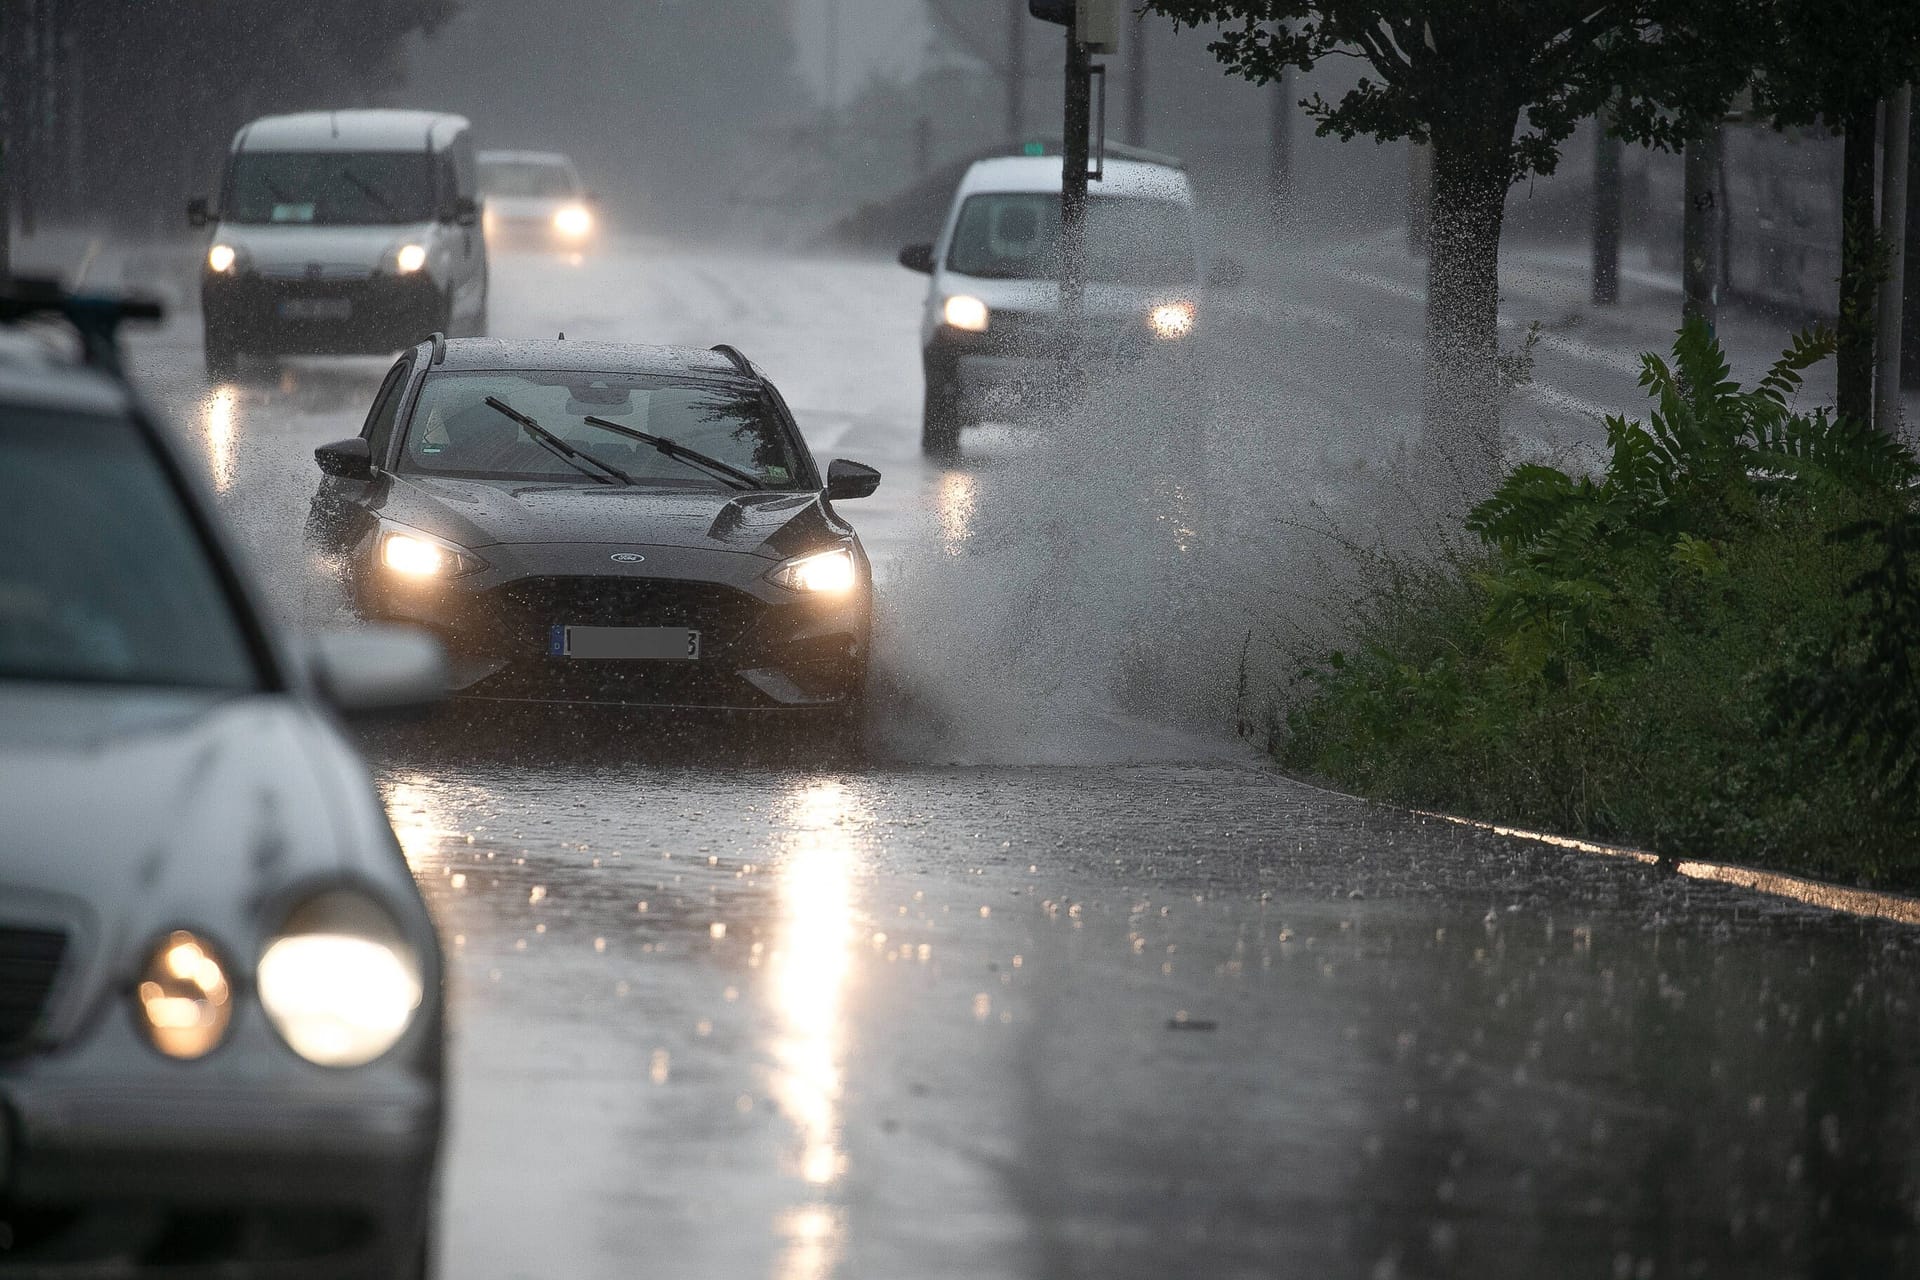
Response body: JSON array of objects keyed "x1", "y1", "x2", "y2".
[{"x1": 1278, "y1": 322, "x2": 1920, "y2": 887}]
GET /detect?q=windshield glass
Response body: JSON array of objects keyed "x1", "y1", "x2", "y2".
[
  {"x1": 400, "y1": 372, "x2": 805, "y2": 489},
  {"x1": 225, "y1": 151, "x2": 435, "y2": 225},
  {"x1": 946, "y1": 193, "x2": 1198, "y2": 286},
  {"x1": 0, "y1": 407, "x2": 260, "y2": 690},
  {"x1": 479, "y1": 160, "x2": 578, "y2": 199}
]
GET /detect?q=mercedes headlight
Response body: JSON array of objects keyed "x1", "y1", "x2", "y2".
[
  {"x1": 378, "y1": 526, "x2": 486, "y2": 579},
  {"x1": 1149, "y1": 301, "x2": 1196, "y2": 340},
  {"x1": 136, "y1": 930, "x2": 233, "y2": 1060},
  {"x1": 768, "y1": 546, "x2": 858, "y2": 594},
  {"x1": 553, "y1": 204, "x2": 593, "y2": 239},
  {"x1": 258, "y1": 891, "x2": 424, "y2": 1068},
  {"x1": 395, "y1": 243, "x2": 429, "y2": 275},
  {"x1": 207, "y1": 243, "x2": 239, "y2": 274},
  {"x1": 942, "y1": 294, "x2": 990, "y2": 333}
]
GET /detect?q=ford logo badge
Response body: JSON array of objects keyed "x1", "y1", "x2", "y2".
[{"x1": 610, "y1": 552, "x2": 645, "y2": 564}]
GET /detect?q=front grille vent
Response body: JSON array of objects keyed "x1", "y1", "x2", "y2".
[{"x1": 0, "y1": 926, "x2": 68, "y2": 1054}]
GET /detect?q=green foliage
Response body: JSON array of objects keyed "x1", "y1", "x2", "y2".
[
  {"x1": 1280, "y1": 323, "x2": 1920, "y2": 887},
  {"x1": 1750, "y1": 0, "x2": 1920, "y2": 131},
  {"x1": 1140, "y1": 1, "x2": 1763, "y2": 184}
]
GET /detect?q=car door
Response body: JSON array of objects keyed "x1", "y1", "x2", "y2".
[{"x1": 308, "y1": 354, "x2": 413, "y2": 553}]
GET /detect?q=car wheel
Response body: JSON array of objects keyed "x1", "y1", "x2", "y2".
[
  {"x1": 921, "y1": 379, "x2": 962, "y2": 459},
  {"x1": 204, "y1": 331, "x2": 240, "y2": 381}
]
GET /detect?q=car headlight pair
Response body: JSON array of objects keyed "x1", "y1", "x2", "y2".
[
  {"x1": 768, "y1": 545, "x2": 858, "y2": 594},
  {"x1": 380, "y1": 526, "x2": 487, "y2": 579},
  {"x1": 136, "y1": 893, "x2": 424, "y2": 1067},
  {"x1": 207, "y1": 243, "x2": 426, "y2": 275}
]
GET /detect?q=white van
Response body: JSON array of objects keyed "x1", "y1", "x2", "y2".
[
  {"x1": 189, "y1": 110, "x2": 488, "y2": 378},
  {"x1": 897, "y1": 154, "x2": 1220, "y2": 456}
]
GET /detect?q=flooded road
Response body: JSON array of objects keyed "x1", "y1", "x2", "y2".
[{"x1": 123, "y1": 238, "x2": 1920, "y2": 1277}]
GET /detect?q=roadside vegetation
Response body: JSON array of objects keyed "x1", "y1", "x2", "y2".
[{"x1": 1276, "y1": 323, "x2": 1920, "y2": 888}]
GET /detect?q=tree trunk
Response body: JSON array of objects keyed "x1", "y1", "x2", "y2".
[
  {"x1": 1423, "y1": 137, "x2": 1512, "y2": 492},
  {"x1": 1839, "y1": 102, "x2": 1880, "y2": 426},
  {"x1": 1682, "y1": 127, "x2": 1724, "y2": 331},
  {"x1": 1591, "y1": 114, "x2": 1622, "y2": 306}
]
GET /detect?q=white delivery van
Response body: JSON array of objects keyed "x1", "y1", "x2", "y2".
[
  {"x1": 897, "y1": 153, "x2": 1222, "y2": 457},
  {"x1": 190, "y1": 110, "x2": 488, "y2": 378}
]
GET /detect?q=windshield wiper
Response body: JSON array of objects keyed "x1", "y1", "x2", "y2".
[
  {"x1": 483, "y1": 397, "x2": 634, "y2": 486},
  {"x1": 338, "y1": 167, "x2": 397, "y2": 216},
  {"x1": 582, "y1": 416, "x2": 763, "y2": 491}
]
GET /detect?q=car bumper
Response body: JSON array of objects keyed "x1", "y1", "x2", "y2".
[
  {"x1": 204, "y1": 272, "x2": 445, "y2": 355},
  {"x1": 928, "y1": 321, "x2": 1193, "y2": 410},
  {"x1": 1, "y1": 1014, "x2": 439, "y2": 1275},
  {"x1": 357, "y1": 542, "x2": 870, "y2": 712}
]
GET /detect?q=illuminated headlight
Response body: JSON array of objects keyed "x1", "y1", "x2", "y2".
[
  {"x1": 137, "y1": 930, "x2": 233, "y2": 1060},
  {"x1": 943, "y1": 294, "x2": 990, "y2": 333},
  {"x1": 552, "y1": 204, "x2": 593, "y2": 239},
  {"x1": 379, "y1": 527, "x2": 485, "y2": 579},
  {"x1": 395, "y1": 243, "x2": 429, "y2": 275},
  {"x1": 1149, "y1": 301, "x2": 1197, "y2": 340},
  {"x1": 258, "y1": 891, "x2": 424, "y2": 1068},
  {"x1": 768, "y1": 546, "x2": 858, "y2": 594},
  {"x1": 207, "y1": 243, "x2": 238, "y2": 274}
]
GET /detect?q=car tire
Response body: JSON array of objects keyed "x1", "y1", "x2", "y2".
[
  {"x1": 921, "y1": 378, "x2": 962, "y2": 459},
  {"x1": 204, "y1": 332, "x2": 240, "y2": 381}
]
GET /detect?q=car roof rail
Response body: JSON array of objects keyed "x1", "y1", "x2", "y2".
[
  {"x1": 710, "y1": 343, "x2": 754, "y2": 376},
  {"x1": 426, "y1": 330, "x2": 448, "y2": 364},
  {"x1": 0, "y1": 277, "x2": 163, "y2": 378}
]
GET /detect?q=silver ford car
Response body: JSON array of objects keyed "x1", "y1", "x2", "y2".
[{"x1": 0, "y1": 285, "x2": 447, "y2": 1277}]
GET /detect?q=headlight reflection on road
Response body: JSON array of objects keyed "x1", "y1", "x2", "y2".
[
  {"x1": 202, "y1": 386, "x2": 238, "y2": 492},
  {"x1": 937, "y1": 470, "x2": 977, "y2": 554},
  {"x1": 383, "y1": 778, "x2": 456, "y2": 872},
  {"x1": 768, "y1": 780, "x2": 862, "y2": 1278}
]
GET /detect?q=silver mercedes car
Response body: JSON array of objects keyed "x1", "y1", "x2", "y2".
[{"x1": 0, "y1": 284, "x2": 447, "y2": 1277}]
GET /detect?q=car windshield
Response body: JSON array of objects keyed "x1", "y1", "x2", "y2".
[
  {"x1": 225, "y1": 151, "x2": 435, "y2": 225},
  {"x1": 946, "y1": 193, "x2": 1198, "y2": 286},
  {"x1": 0, "y1": 406, "x2": 260, "y2": 690},
  {"x1": 479, "y1": 160, "x2": 577, "y2": 199},
  {"x1": 400, "y1": 372, "x2": 805, "y2": 489}
]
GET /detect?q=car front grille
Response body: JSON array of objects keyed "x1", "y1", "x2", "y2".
[
  {"x1": 0, "y1": 926, "x2": 68, "y2": 1054},
  {"x1": 486, "y1": 576, "x2": 767, "y2": 659}
]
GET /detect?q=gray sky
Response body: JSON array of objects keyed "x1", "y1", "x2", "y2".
[{"x1": 789, "y1": 0, "x2": 938, "y2": 106}]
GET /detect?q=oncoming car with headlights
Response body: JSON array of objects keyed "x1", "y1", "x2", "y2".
[
  {"x1": 0, "y1": 284, "x2": 446, "y2": 1275},
  {"x1": 477, "y1": 150, "x2": 598, "y2": 252},
  {"x1": 308, "y1": 337, "x2": 880, "y2": 733},
  {"x1": 897, "y1": 152, "x2": 1238, "y2": 457}
]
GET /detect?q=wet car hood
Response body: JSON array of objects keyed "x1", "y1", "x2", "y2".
[
  {"x1": 382, "y1": 475, "x2": 845, "y2": 562},
  {"x1": 0, "y1": 683, "x2": 384, "y2": 1035}
]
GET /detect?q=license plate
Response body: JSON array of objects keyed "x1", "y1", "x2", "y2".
[
  {"x1": 276, "y1": 297, "x2": 352, "y2": 321},
  {"x1": 550, "y1": 625, "x2": 700, "y2": 660}
]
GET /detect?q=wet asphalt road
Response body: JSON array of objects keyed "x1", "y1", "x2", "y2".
[{"x1": 122, "y1": 238, "x2": 1920, "y2": 1278}]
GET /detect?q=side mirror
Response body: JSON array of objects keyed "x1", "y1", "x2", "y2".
[
  {"x1": 825, "y1": 458, "x2": 881, "y2": 501},
  {"x1": 308, "y1": 625, "x2": 447, "y2": 717},
  {"x1": 1207, "y1": 256, "x2": 1247, "y2": 289},
  {"x1": 897, "y1": 243, "x2": 935, "y2": 274},
  {"x1": 451, "y1": 196, "x2": 481, "y2": 227},
  {"x1": 187, "y1": 197, "x2": 211, "y2": 229},
  {"x1": 315, "y1": 437, "x2": 373, "y2": 480}
]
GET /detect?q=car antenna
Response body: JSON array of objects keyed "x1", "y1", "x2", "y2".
[
  {"x1": 427, "y1": 330, "x2": 447, "y2": 365},
  {"x1": 557, "y1": 331, "x2": 565, "y2": 341},
  {"x1": 710, "y1": 344, "x2": 752, "y2": 376}
]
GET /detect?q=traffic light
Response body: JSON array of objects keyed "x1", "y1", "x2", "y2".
[
  {"x1": 1029, "y1": 0, "x2": 1120, "y2": 51},
  {"x1": 1029, "y1": 0, "x2": 1073, "y2": 21}
]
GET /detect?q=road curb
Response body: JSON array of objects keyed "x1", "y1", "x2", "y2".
[{"x1": 1271, "y1": 766, "x2": 1920, "y2": 928}]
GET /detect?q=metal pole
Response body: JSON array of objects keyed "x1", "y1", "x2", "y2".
[
  {"x1": 1060, "y1": 23, "x2": 1091, "y2": 322},
  {"x1": 1876, "y1": 84, "x2": 1912, "y2": 435},
  {"x1": 823, "y1": 0, "x2": 840, "y2": 157},
  {"x1": 1592, "y1": 114, "x2": 1622, "y2": 305},
  {"x1": 1681, "y1": 127, "x2": 1723, "y2": 332},
  {"x1": 1124, "y1": 10, "x2": 1146, "y2": 148},
  {"x1": 1269, "y1": 66, "x2": 1294, "y2": 220},
  {"x1": 1006, "y1": 0, "x2": 1026, "y2": 144}
]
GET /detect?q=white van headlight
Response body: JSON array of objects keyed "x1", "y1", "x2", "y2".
[
  {"x1": 395, "y1": 243, "x2": 429, "y2": 275},
  {"x1": 1149, "y1": 301, "x2": 1196, "y2": 340},
  {"x1": 207, "y1": 244, "x2": 239, "y2": 274},
  {"x1": 258, "y1": 891, "x2": 425, "y2": 1068},
  {"x1": 943, "y1": 294, "x2": 990, "y2": 333}
]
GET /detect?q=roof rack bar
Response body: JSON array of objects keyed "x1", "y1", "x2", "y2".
[
  {"x1": 0, "y1": 277, "x2": 163, "y2": 378},
  {"x1": 710, "y1": 343, "x2": 753, "y2": 376},
  {"x1": 427, "y1": 331, "x2": 447, "y2": 364}
]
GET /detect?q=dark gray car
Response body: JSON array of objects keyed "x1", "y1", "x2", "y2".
[{"x1": 0, "y1": 292, "x2": 446, "y2": 1277}]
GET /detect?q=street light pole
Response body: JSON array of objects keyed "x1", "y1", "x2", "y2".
[
  {"x1": 1876, "y1": 85, "x2": 1912, "y2": 435},
  {"x1": 1060, "y1": 22, "x2": 1091, "y2": 323}
]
